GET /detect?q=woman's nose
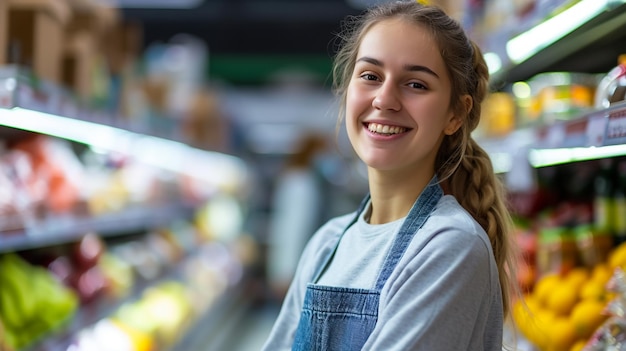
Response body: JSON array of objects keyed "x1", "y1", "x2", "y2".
[{"x1": 372, "y1": 82, "x2": 401, "y2": 111}]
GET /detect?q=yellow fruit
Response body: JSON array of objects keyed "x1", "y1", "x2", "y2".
[
  {"x1": 580, "y1": 280, "x2": 607, "y2": 302},
  {"x1": 566, "y1": 267, "x2": 589, "y2": 290},
  {"x1": 609, "y1": 243, "x2": 626, "y2": 269},
  {"x1": 512, "y1": 298, "x2": 553, "y2": 349},
  {"x1": 534, "y1": 273, "x2": 562, "y2": 307},
  {"x1": 532, "y1": 309, "x2": 556, "y2": 350},
  {"x1": 547, "y1": 283, "x2": 579, "y2": 316},
  {"x1": 548, "y1": 316, "x2": 576, "y2": 351},
  {"x1": 591, "y1": 263, "x2": 613, "y2": 285},
  {"x1": 570, "y1": 339, "x2": 588, "y2": 351},
  {"x1": 570, "y1": 299, "x2": 608, "y2": 339}
]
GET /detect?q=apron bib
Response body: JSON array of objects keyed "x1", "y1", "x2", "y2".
[{"x1": 292, "y1": 177, "x2": 443, "y2": 351}]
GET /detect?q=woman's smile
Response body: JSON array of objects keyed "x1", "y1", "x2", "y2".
[{"x1": 365, "y1": 122, "x2": 410, "y2": 136}]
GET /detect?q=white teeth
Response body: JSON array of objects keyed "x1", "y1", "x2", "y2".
[{"x1": 367, "y1": 123, "x2": 407, "y2": 135}]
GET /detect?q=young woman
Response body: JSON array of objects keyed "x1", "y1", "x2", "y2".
[{"x1": 262, "y1": 1, "x2": 516, "y2": 350}]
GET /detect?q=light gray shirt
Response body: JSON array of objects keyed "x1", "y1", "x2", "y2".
[{"x1": 262, "y1": 195, "x2": 504, "y2": 351}]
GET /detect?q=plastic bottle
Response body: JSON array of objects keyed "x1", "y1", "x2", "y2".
[{"x1": 595, "y1": 54, "x2": 626, "y2": 109}]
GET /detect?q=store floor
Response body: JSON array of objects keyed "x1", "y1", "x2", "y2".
[{"x1": 192, "y1": 300, "x2": 280, "y2": 351}]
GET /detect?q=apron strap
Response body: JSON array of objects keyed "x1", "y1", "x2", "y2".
[{"x1": 374, "y1": 177, "x2": 443, "y2": 291}]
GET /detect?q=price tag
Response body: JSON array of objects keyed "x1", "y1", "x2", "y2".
[
  {"x1": 605, "y1": 108, "x2": 626, "y2": 145},
  {"x1": 586, "y1": 114, "x2": 608, "y2": 146},
  {"x1": 546, "y1": 123, "x2": 566, "y2": 148}
]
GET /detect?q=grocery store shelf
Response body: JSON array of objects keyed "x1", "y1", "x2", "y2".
[
  {"x1": 490, "y1": 1, "x2": 626, "y2": 86},
  {"x1": 23, "y1": 242, "x2": 243, "y2": 351},
  {"x1": 0, "y1": 203, "x2": 195, "y2": 253},
  {"x1": 480, "y1": 102, "x2": 626, "y2": 190},
  {"x1": 0, "y1": 65, "x2": 249, "y2": 190}
]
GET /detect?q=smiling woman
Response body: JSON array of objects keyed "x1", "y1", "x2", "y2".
[{"x1": 262, "y1": 2, "x2": 518, "y2": 351}]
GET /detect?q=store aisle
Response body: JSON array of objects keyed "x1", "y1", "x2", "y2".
[{"x1": 193, "y1": 300, "x2": 280, "y2": 351}]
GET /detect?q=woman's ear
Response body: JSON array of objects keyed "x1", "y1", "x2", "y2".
[{"x1": 444, "y1": 95, "x2": 472, "y2": 135}]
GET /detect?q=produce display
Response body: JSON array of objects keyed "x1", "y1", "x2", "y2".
[
  {"x1": 505, "y1": 138, "x2": 626, "y2": 351},
  {"x1": 0, "y1": 253, "x2": 79, "y2": 350},
  {"x1": 0, "y1": 217, "x2": 245, "y2": 351}
]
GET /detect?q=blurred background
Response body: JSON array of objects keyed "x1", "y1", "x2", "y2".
[{"x1": 1, "y1": 0, "x2": 626, "y2": 350}]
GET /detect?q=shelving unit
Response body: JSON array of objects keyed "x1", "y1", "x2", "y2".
[
  {"x1": 0, "y1": 63, "x2": 251, "y2": 351},
  {"x1": 489, "y1": 1, "x2": 626, "y2": 87},
  {"x1": 479, "y1": 0, "x2": 626, "y2": 176}
]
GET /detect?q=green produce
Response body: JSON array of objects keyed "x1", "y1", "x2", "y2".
[{"x1": 0, "y1": 253, "x2": 79, "y2": 350}]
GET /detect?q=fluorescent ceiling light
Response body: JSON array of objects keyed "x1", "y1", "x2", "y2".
[
  {"x1": 529, "y1": 143, "x2": 626, "y2": 167},
  {"x1": 506, "y1": 0, "x2": 614, "y2": 64},
  {"x1": 0, "y1": 107, "x2": 248, "y2": 189}
]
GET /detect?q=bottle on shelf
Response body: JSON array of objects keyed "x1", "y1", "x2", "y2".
[{"x1": 594, "y1": 54, "x2": 626, "y2": 109}]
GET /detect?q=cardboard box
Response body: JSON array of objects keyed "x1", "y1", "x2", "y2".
[
  {"x1": 8, "y1": 0, "x2": 71, "y2": 82},
  {"x1": 62, "y1": 30, "x2": 96, "y2": 98},
  {"x1": 61, "y1": 1, "x2": 119, "y2": 99}
]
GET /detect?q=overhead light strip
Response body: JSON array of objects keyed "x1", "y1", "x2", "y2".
[
  {"x1": 506, "y1": 0, "x2": 614, "y2": 64},
  {"x1": 528, "y1": 143, "x2": 626, "y2": 168},
  {"x1": 0, "y1": 107, "x2": 248, "y2": 188}
]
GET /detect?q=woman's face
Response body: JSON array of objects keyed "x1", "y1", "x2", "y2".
[{"x1": 345, "y1": 18, "x2": 462, "y2": 175}]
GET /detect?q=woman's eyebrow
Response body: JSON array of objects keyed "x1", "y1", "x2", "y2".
[
  {"x1": 356, "y1": 56, "x2": 439, "y2": 78},
  {"x1": 403, "y1": 64, "x2": 439, "y2": 78}
]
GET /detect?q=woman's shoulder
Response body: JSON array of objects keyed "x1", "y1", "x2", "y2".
[
  {"x1": 419, "y1": 195, "x2": 494, "y2": 256},
  {"x1": 431, "y1": 195, "x2": 487, "y2": 235}
]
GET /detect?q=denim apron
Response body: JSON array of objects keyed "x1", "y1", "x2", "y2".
[{"x1": 292, "y1": 178, "x2": 443, "y2": 351}]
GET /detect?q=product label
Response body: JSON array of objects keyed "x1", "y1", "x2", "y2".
[
  {"x1": 586, "y1": 114, "x2": 608, "y2": 146},
  {"x1": 605, "y1": 108, "x2": 626, "y2": 145}
]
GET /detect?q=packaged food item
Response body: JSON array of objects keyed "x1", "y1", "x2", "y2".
[
  {"x1": 595, "y1": 54, "x2": 626, "y2": 109},
  {"x1": 537, "y1": 226, "x2": 578, "y2": 276},
  {"x1": 575, "y1": 224, "x2": 613, "y2": 268},
  {"x1": 527, "y1": 72, "x2": 597, "y2": 124}
]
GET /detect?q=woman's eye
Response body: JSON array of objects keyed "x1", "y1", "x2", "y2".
[
  {"x1": 409, "y1": 82, "x2": 427, "y2": 90},
  {"x1": 360, "y1": 73, "x2": 378, "y2": 81}
]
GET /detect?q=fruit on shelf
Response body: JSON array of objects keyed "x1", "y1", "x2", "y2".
[
  {"x1": 73, "y1": 232, "x2": 106, "y2": 268},
  {"x1": 512, "y1": 242, "x2": 626, "y2": 350},
  {"x1": 0, "y1": 253, "x2": 79, "y2": 350},
  {"x1": 98, "y1": 252, "x2": 135, "y2": 299},
  {"x1": 0, "y1": 318, "x2": 15, "y2": 351}
]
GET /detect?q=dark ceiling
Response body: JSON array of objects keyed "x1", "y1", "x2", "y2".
[
  {"x1": 122, "y1": 0, "x2": 363, "y2": 55},
  {"x1": 120, "y1": 1, "x2": 626, "y2": 87}
]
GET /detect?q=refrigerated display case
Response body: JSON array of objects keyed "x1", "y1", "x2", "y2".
[{"x1": 0, "y1": 64, "x2": 253, "y2": 351}]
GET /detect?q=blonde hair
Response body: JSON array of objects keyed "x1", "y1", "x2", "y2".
[{"x1": 331, "y1": 1, "x2": 517, "y2": 317}]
